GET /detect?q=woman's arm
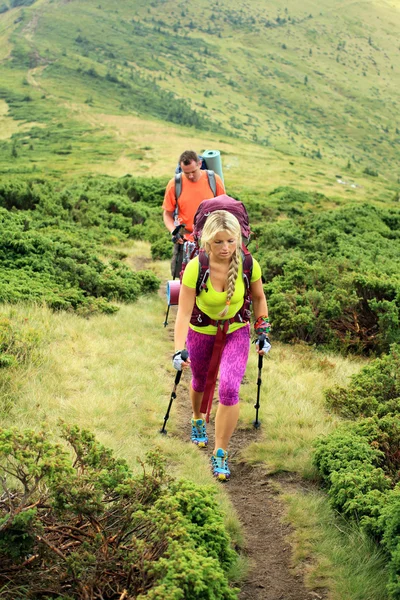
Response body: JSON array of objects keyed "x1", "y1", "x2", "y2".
[
  {"x1": 174, "y1": 283, "x2": 196, "y2": 352},
  {"x1": 250, "y1": 277, "x2": 270, "y2": 355},
  {"x1": 250, "y1": 277, "x2": 268, "y2": 320}
]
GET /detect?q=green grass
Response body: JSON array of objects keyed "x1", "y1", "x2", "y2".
[
  {"x1": 238, "y1": 342, "x2": 367, "y2": 477},
  {"x1": 283, "y1": 489, "x2": 389, "y2": 600}
]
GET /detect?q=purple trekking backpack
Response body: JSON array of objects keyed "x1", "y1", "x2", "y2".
[
  {"x1": 180, "y1": 194, "x2": 253, "y2": 309},
  {"x1": 192, "y1": 194, "x2": 251, "y2": 245},
  {"x1": 180, "y1": 194, "x2": 252, "y2": 277}
]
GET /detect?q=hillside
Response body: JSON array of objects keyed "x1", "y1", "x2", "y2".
[
  {"x1": 1, "y1": 2, "x2": 400, "y2": 597},
  {"x1": 0, "y1": 0, "x2": 399, "y2": 201}
]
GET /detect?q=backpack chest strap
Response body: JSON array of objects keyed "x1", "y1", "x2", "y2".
[{"x1": 190, "y1": 305, "x2": 248, "y2": 327}]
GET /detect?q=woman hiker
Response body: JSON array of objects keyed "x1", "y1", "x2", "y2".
[{"x1": 172, "y1": 210, "x2": 271, "y2": 481}]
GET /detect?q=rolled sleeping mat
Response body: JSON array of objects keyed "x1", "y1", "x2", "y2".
[
  {"x1": 202, "y1": 149, "x2": 224, "y2": 183},
  {"x1": 166, "y1": 280, "x2": 181, "y2": 306}
]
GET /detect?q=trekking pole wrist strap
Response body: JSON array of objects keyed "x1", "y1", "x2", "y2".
[{"x1": 254, "y1": 316, "x2": 271, "y2": 334}]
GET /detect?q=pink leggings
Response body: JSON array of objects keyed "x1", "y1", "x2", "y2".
[{"x1": 186, "y1": 324, "x2": 250, "y2": 406}]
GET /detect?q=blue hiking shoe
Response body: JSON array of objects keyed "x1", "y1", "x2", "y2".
[
  {"x1": 191, "y1": 418, "x2": 208, "y2": 448},
  {"x1": 211, "y1": 448, "x2": 230, "y2": 481}
]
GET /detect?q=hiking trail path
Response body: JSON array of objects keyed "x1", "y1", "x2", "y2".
[{"x1": 162, "y1": 325, "x2": 327, "y2": 600}]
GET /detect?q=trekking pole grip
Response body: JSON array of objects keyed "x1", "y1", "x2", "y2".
[
  {"x1": 257, "y1": 333, "x2": 266, "y2": 351},
  {"x1": 175, "y1": 349, "x2": 189, "y2": 384},
  {"x1": 257, "y1": 333, "x2": 266, "y2": 368}
]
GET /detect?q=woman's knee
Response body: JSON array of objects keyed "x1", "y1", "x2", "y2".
[
  {"x1": 191, "y1": 378, "x2": 206, "y2": 394},
  {"x1": 219, "y1": 388, "x2": 240, "y2": 406}
]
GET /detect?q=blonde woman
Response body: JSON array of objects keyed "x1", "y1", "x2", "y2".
[{"x1": 173, "y1": 210, "x2": 271, "y2": 480}]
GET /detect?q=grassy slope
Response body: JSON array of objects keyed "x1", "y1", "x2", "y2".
[{"x1": 0, "y1": 0, "x2": 399, "y2": 202}]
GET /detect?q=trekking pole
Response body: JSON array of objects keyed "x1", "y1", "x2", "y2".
[
  {"x1": 160, "y1": 350, "x2": 189, "y2": 434},
  {"x1": 163, "y1": 225, "x2": 185, "y2": 327},
  {"x1": 163, "y1": 300, "x2": 173, "y2": 328},
  {"x1": 254, "y1": 334, "x2": 265, "y2": 429}
]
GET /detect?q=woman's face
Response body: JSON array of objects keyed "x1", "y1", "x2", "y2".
[{"x1": 209, "y1": 230, "x2": 237, "y2": 260}]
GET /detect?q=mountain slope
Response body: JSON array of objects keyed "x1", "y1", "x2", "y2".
[{"x1": 0, "y1": 0, "x2": 399, "y2": 198}]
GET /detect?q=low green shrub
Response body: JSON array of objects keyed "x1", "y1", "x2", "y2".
[
  {"x1": 0, "y1": 178, "x2": 162, "y2": 314},
  {"x1": 313, "y1": 414, "x2": 400, "y2": 597},
  {"x1": 0, "y1": 425, "x2": 239, "y2": 599},
  {"x1": 253, "y1": 197, "x2": 400, "y2": 355},
  {"x1": 325, "y1": 344, "x2": 400, "y2": 418},
  {"x1": 380, "y1": 486, "x2": 400, "y2": 599},
  {"x1": 151, "y1": 234, "x2": 173, "y2": 260},
  {"x1": 0, "y1": 310, "x2": 44, "y2": 368}
]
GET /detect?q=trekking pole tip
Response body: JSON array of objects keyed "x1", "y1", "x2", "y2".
[{"x1": 253, "y1": 419, "x2": 261, "y2": 429}]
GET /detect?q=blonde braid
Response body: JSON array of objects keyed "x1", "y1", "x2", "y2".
[{"x1": 218, "y1": 246, "x2": 240, "y2": 317}]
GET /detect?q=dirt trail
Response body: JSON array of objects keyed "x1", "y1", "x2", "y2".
[{"x1": 170, "y1": 373, "x2": 326, "y2": 600}]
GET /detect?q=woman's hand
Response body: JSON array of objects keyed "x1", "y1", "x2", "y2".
[
  {"x1": 255, "y1": 335, "x2": 271, "y2": 356},
  {"x1": 172, "y1": 350, "x2": 191, "y2": 371}
]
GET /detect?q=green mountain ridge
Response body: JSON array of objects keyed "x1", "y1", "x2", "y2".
[{"x1": 0, "y1": 0, "x2": 399, "y2": 193}]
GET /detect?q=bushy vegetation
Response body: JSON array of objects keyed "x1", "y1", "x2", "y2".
[
  {"x1": 325, "y1": 345, "x2": 400, "y2": 418},
  {"x1": 0, "y1": 424, "x2": 238, "y2": 599},
  {"x1": 313, "y1": 344, "x2": 400, "y2": 598},
  {"x1": 248, "y1": 187, "x2": 400, "y2": 355},
  {"x1": 3, "y1": 179, "x2": 400, "y2": 354},
  {"x1": 0, "y1": 177, "x2": 162, "y2": 315}
]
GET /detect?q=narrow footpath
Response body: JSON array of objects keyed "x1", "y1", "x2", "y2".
[{"x1": 172, "y1": 374, "x2": 326, "y2": 600}]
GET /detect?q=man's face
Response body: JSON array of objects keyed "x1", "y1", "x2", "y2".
[{"x1": 180, "y1": 160, "x2": 202, "y2": 183}]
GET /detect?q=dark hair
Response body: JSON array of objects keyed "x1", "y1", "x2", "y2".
[{"x1": 179, "y1": 150, "x2": 199, "y2": 166}]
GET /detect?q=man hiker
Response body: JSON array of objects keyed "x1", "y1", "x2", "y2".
[{"x1": 162, "y1": 150, "x2": 225, "y2": 278}]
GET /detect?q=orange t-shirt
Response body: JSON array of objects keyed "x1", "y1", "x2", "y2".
[{"x1": 162, "y1": 171, "x2": 225, "y2": 233}]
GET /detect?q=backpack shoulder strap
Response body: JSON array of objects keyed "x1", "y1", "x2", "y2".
[
  {"x1": 206, "y1": 170, "x2": 217, "y2": 196},
  {"x1": 196, "y1": 249, "x2": 210, "y2": 296},
  {"x1": 174, "y1": 172, "x2": 182, "y2": 205},
  {"x1": 241, "y1": 245, "x2": 253, "y2": 294},
  {"x1": 175, "y1": 170, "x2": 215, "y2": 207}
]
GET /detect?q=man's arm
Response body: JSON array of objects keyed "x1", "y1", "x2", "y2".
[{"x1": 163, "y1": 210, "x2": 175, "y2": 234}]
